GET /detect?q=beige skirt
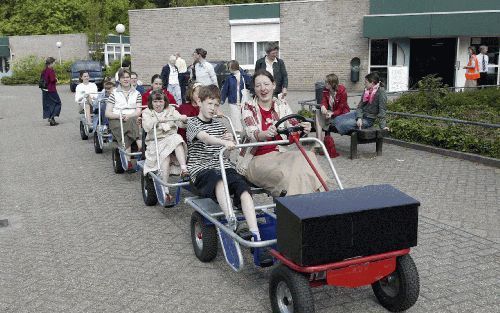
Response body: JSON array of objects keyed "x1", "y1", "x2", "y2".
[
  {"x1": 143, "y1": 134, "x2": 186, "y2": 175},
  {"x1": 246, "y1": 150, "x2": 326, "y2": 197}
]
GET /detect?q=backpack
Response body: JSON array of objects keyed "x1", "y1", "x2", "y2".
[{"x1": 38, "y1": 71, "x2": 48, "y2": 89}]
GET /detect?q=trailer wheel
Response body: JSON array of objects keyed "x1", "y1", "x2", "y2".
[
  {"x1": 269, "y1": 264, "x2": 314, "y2": 313},
  {"x1": 141, "y1": 172, "x2": 157, "y2": 206},
  {"x1": 190, "y1": 212, "x2": 217, "y2": 262},
  {"x1": 112, "y1": 148, "x2": 124, "y2": 174},
  {"x1": 372, "y1": 254, "x2": 420, "y2": 312},
  {"x1": 94, "y1": 132, "x2": 103, "y2": 154},
  {"x1": 80, "y1": 121, "x2": 88, "y2": 140}
]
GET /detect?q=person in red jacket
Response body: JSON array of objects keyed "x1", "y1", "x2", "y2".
[
  {"x1": 142, "y1": 74, "x2": 177, "y2": 107},
  {"x1": 176, "y1": 81, "x2": 202, "y2": 142},
  {"x1": 316, "y1": 73, "x2": 350, "y2": 157},
  {"x1": 319, "y1": 73, "x2": 350, "y2": 123}
]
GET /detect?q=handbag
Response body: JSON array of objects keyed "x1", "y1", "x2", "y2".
[
  {"x1": 240, "y1": 74, "x2": 251, "y2": 104},
  {"x1": 38, "y1": 72, "x2": 48, "y2": 90}
]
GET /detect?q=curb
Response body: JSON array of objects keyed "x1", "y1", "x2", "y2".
[{"x1": 384, "y1": 138, "x2": 500, "y2": 168}]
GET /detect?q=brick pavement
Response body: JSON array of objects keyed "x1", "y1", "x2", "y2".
[{"x1": 0, "y1": 85, "x2": 498, "y2": 312}]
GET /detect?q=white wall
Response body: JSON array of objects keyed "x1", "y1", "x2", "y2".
[{"x1": 455, "y1": 37, "x2": 471, "y2": 88}]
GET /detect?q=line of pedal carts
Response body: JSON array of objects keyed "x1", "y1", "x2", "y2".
[{"x1": 78, "y1": 94, "x2": 421, "y2": 313}]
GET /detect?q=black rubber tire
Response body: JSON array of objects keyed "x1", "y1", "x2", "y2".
[
  {"x1": 80, "y1": 121, "x2": 88, "y2": 140},
  {"x1": 190, "y1": 212, "x2": 218, "y2": 262},
  {"x1": 112, "y1": 147, "x2": 124, "y2": 174},
  {"x1": 70, "y1": 83, "x2": 76, "y2": 92},
  {"x1": 94, "y1": 132, "x2": 103, "y2": 154},
  {"x1": 141, "y1": 172, "x2": 158, "y2": 206},
  {"x1": 372, "y1": 254, "x2": 420, "y2": 312},
  {"x1": 269, "y1": 264, "x2": 314, "y2": 313}
]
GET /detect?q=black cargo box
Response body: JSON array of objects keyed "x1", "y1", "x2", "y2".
[{"x1": 275, "y1": 184, "x2": 419, "y2": 266}]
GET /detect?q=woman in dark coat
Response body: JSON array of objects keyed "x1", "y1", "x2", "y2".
[{"x1": 41, "y1": 57, "x2": 62, "y2": 126}]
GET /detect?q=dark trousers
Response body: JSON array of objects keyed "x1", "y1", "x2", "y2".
[
  {"x1": 478, "y1": 72, "x2": 488, "y2": 86},
  {"x1": 179, "y1": 72, "x2": 189, "y2": 103}
]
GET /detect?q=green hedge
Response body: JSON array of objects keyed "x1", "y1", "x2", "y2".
[
  {"x1": 104, "y1": 55, "x2": 131, "y2": 79},
  {"x1": 388, "y1": 76, "x2": 500, "y2": 158},
  {"x1": 1, "y1": 55, "x2": 73, "y2": 85}
]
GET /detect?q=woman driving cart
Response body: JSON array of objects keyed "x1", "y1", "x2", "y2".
[
  {"x1": 237, "y1": 70, "x2": 327, "y2": 197},
  {"x1": 105, "y1": 69, "x2": 142, "y2": 170}
]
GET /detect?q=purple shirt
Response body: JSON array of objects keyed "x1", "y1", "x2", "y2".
[{"x1": 43, "y1": 68, "x2": 57, "y2": 92}]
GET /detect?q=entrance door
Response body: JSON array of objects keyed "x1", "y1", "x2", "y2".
[{"x1": 410, "y1": 38, "x2": 457, "y2": 88}]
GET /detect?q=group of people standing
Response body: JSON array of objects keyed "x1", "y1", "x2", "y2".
[{"x1": 464, "y1": 45, "x2": 490, "y2": 88}]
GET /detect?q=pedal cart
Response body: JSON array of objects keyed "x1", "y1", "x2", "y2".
[
  {"x1": 112, "y1": 107, "x2": 143, "y2": 174},
  {"x1": 92, "y1": 97, "x2": 113, "y2": 154},
  {"x1": 78, "y1": 96, "x2": 97, "y2": 140},
  {"x1": 138, "y1": 115, "x2": 240, "y2": 208},
  {"x1": 186, "y1": 114, "x2": 420, "y2": 313}
]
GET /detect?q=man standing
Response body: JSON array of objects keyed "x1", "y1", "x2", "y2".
[
  {"x1": 254, "y1": 42, "x2": 288, "y2": 98},
  {"x1": 477, "y1": 45, "x2": 489, "y2": 87},
  {"x1": 175, "y1": 52, "x2": 188, "y2": 102},
  {"x1": 160, "y1": 55, "x2": 182, "y2": 105}
]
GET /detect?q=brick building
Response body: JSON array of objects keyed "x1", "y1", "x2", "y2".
[
  {"x1": 129, "y1": 0, "x2": 370, "y2": 91},
  {"x1": 129, "y1": 0, "x2": 500, "y2": 92}
]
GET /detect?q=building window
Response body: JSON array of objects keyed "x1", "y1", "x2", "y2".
[
  {"x1": 105, "y1": 44, "x2": 131, "y2": 66},
  {"x1": 233, "y1": 41, "x2": 280, "y2": 68},
  {"x1": 235, "y1": 42, "x2": 254, "y2": 66},
  {"x1": 370, "y1": 39, "x2": 388, "y2": 84},
  {"x1": 230, "y1": 22, "x2": 280, "y2": 70}
]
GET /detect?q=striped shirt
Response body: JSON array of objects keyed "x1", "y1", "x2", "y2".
[{"x1": 187, "y1": 117, "x2": 233, "y2": 180}]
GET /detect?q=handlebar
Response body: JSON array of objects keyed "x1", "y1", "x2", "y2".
[{"x1": 217, "y1": 137, "x2": 344, "y2": 228}]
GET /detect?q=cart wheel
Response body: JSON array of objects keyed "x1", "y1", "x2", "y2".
[
  {"x1": 190, "y1": 212, "x2": 217, "y2": 262},
  {"x1": 112, "y1": 148, "x2": 124, "y2": 174},
  {"x1": 269, "y1": 264, "x2": 314, "y2": 313},
  {"x1": 94, "y1": 132, "x2": 103, "y2": 154},
  {"x1": 141, "y1": 172, "x2": 157, "y2": 206},
  {"x1": 372, "y1": 254, "x2": 420, "y2": 312},
  {"x1": 80, "y1": 121, "x2": 88, "y2": 140}
]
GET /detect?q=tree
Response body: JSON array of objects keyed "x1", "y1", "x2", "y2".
[{"x1": 0, "y1": 0, "x2": 87, "y2": 35}]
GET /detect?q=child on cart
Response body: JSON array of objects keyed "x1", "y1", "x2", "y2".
[
  {"x1": 92, "y1": 80, "x2": 115, "y2": 132},
  {"x1": 186, "y1": 85, "x2": 265, "y2": 245},
  {"x1": 142, "y1": 90, "x2": 189, "y2": 204}
]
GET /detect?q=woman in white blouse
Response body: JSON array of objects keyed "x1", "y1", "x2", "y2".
[
  {"x1": 191, "y1": 48, "x2": 218, "y2": 87},
  {"x1": 75, "y1": 71, "x2": 98, "y2": 129},
  {"x1": 105, "y1": 69, "x2": 142, "y2": 169}
]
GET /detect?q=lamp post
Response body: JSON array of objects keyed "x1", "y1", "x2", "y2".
[
  {"x1": 115, "y1": 24, "x2": 125, "y2": 65},
  {"x1": 56, "y1": 41, "x2": 62, "y2": 65}
]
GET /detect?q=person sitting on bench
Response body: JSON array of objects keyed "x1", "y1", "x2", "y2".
[
  {"x1": 319, "y1": 73, "x2": 351, "y2": 127},
  {"x1": 334, "y1": 72, "x2": 389, "y2": 135},
  {"x1": 186, "y1": 85, "x2": 263, "y2": 242}
]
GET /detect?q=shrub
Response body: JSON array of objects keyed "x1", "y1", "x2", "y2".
[
  {"x1": 105, "y1": 59, "x2": 121, "y2": 79},
  {"x1": 0, "y1": 55, "x2": 72, "y2": 85},
  {"x1": 388, "y1": 75, "x2": 500, "y2": 158},
  {"x1": 104, "y1": 55, "x2": 131, "y2": 79}
]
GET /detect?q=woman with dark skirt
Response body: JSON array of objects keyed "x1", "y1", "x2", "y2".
[{"x1": 41, "y1": 57, "x2": 62, "y2": 126}]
